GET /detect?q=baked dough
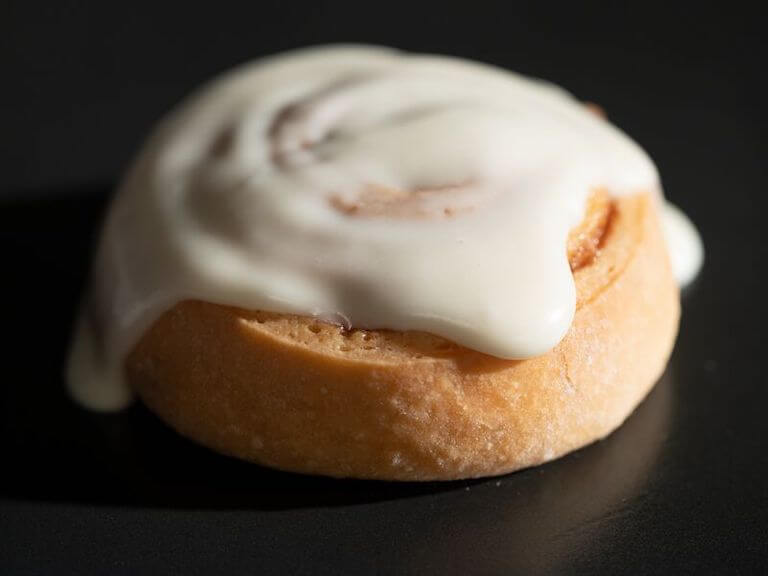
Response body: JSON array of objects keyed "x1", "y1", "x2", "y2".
[{"x1": 126, "y1": 192, "x2": 679, "y2": 480}]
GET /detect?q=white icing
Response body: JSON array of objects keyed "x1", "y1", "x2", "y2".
[
  {"x1": 66, "y1": 45, "x2": 701, "y2": 411},
  {"x1": 662, "y1": 202, "x2": 704, "y2": 287}
]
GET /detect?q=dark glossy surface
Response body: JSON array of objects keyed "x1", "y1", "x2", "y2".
[{"x1": 2, "y1": 2, "x2": 767, "y2": 574}]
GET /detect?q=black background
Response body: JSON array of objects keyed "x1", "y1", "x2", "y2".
[{"x1": 1, "y1": 1, "x2": 767, "y2": 574}]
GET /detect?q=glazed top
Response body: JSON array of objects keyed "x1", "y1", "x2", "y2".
[{"x1": 67, "y1": 45, "x2": 701, "y2": 410}]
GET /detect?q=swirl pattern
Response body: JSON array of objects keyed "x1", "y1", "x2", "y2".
[{"x1": 68, "y1": 46, "x2": 661, "y2": 410}]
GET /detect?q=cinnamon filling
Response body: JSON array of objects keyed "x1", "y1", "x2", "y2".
[
  {"x1": 567, "y1": 189, "x2": 612, "y2": 270},
  {"x1": 329, "y1": 182, "x2": 478, "y2": 220}
]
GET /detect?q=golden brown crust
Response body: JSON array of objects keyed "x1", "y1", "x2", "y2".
[{"x1": 127, "y1": 192, "x2": 679, "y2": 480}]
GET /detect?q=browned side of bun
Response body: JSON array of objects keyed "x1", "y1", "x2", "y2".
[{"x1": 127, "y1": 192, "x2": 679, "y2": 480}]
